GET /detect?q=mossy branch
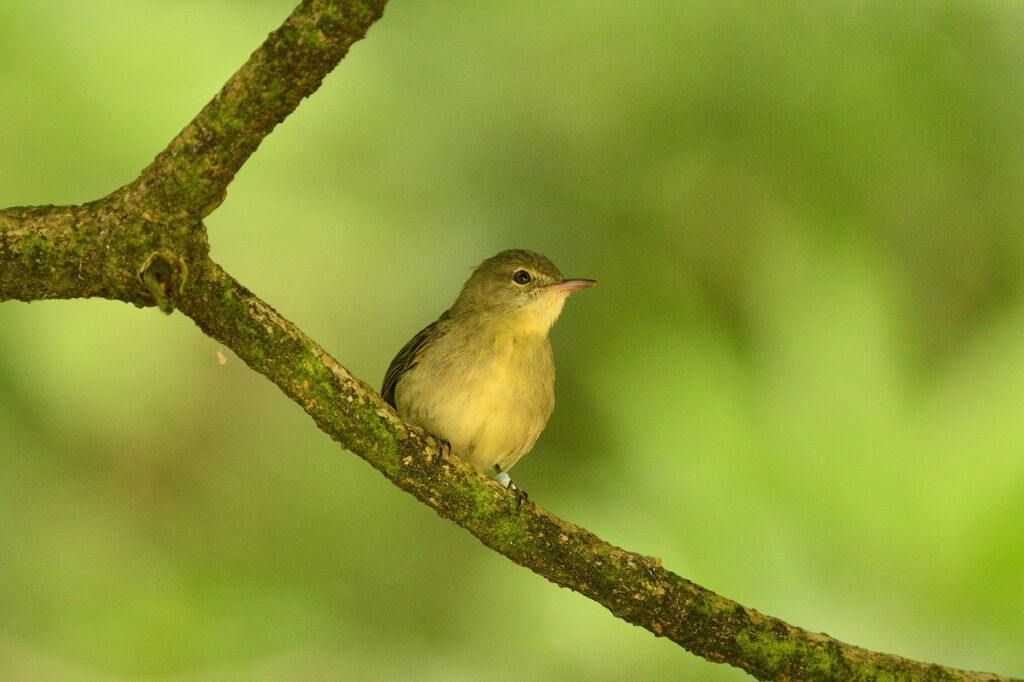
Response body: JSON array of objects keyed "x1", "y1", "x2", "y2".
[{"x1": 0, "y1": 2, "x2": 1014, "y2": 680}]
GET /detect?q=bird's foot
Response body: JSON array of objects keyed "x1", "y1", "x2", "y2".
[
  {"x1": 427, "y1": 433, "x2": 451, "y2": 457},
  {"x1": 495, "y1": 469, "x2": 528, "y2": 509}
]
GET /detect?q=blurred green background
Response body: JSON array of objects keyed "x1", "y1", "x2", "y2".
[{"x1": 2, "y1": 0, "x2": 1023, "y2": 679}]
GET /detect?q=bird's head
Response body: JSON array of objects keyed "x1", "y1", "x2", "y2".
[{"x1": 452, "y1": 249, "x2": 596, "y2": 336}]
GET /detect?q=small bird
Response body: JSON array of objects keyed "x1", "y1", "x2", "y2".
[{"x1": 382, "y1": 249, "x2": 596, "y2": 498}]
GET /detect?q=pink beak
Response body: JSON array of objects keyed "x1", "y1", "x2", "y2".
[{"x1": 547, "y1": 278, "x2": 598, "y2": 293}]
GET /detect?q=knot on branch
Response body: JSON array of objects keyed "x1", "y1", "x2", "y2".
[{"x1": 139, "y1": 252, "x2": 188, "y2": 314}]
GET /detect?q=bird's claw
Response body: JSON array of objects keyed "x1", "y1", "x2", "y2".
[
  {"x1": 495, "y1": 469, "x2": 528, "y2": 508},
  {"x1": 427, "y1": 433, "x2": 451, "y2": 457},
  {"x1": 509, "y1": 482, "x2": 528, "y2": 509}
]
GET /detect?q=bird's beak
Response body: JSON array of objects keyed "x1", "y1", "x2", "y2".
[{"x1": 547, "y1": 278, "x2": 598, "y2": 293}]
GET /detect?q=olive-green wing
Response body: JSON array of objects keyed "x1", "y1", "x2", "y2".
[{"x1": 381, "y1": 320, "x2": 441, "y2": 408}]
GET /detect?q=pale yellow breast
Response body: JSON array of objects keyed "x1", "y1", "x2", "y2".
[{"x1": 395, "y1": 330, "x2": 554, "y2": 472}]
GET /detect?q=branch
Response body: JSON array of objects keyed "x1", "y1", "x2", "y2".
[
  {"x1": 0, "y1": 0, "x2": 385, "y2": 307},
  {"x1": 127, "y1": 0, "x2": 388, "y2": 219},
  {"x1": 0, "y1": 2, "x2": 1014, "y2": 680}
]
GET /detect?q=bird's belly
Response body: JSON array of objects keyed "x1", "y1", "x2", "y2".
[{"x1": 396, "y1": 345, "x2": 553, "y2": 472}]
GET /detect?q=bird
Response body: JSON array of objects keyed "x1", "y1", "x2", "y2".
[{"x1": 382, "y1": 249, "x2": 596, "y2": 499}]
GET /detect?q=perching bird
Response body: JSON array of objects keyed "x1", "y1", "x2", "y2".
[{"x1": 382, "y1": 249, "x2": 596, "y2": 498}]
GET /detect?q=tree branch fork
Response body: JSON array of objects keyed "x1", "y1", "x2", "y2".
[{"x1": 0, "y1": 2, "x2": 1013, "y2": 680}]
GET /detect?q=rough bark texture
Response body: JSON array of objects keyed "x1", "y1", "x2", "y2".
[{"x1": 0, "y1": 2, "x2": 1015, "y2": 681}]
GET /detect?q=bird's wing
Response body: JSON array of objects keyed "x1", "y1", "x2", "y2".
[{"x1": 381, "y1": 319, "x2": 442, "y2": 408}]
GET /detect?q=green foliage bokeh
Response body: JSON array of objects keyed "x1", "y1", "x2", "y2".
[{"x1": 1, "y1": 1, "x2": 1023, "y2": 680}]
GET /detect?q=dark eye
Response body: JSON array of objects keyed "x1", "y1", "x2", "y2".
[{"x1": 512, "y1": 269, "x2": 532, "y2": 285}]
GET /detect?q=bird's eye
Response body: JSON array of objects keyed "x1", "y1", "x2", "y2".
[{"x1": 512, "y1": 269, "x2": 532, "y2": 285}]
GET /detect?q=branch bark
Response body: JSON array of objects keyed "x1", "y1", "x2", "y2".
[{"x1": 0, "y1": 2, "x2": 1014, "y2": 681}]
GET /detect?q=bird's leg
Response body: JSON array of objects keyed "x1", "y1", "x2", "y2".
[{"x1": 494, "y1": 464, "x2": 528, "y2": 508}]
